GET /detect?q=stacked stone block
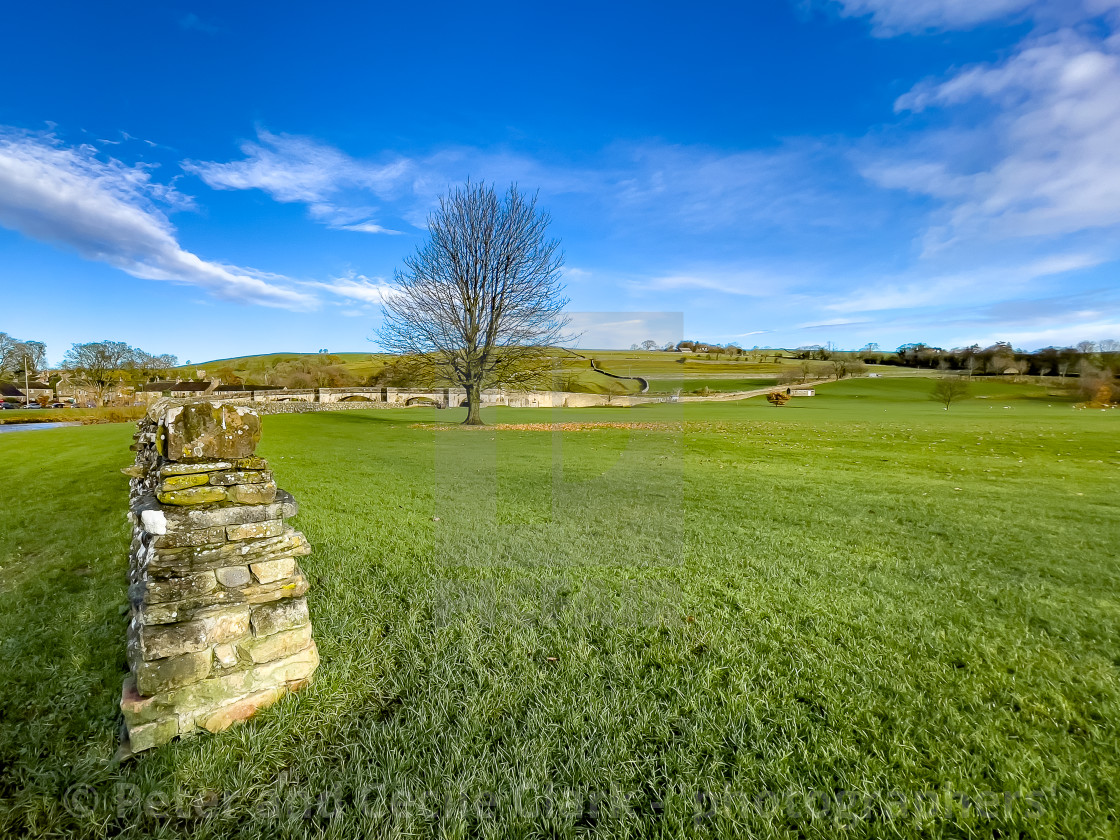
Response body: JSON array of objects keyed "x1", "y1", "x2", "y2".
[{"x1": 120, "y1": 399, "x2": 318, "y2": 753}]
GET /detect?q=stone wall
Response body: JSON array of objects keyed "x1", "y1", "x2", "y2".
[
  {"x1": 120, "y1": 399, "x2": 318, "y2": 754},
  {"x1": 214, "y1": 388, "x2": 671, "y2": 410},
  {"x1": 227, "y1": 400, "x2": 394, "y2": 415}
]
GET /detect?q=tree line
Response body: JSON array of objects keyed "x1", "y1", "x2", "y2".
[{"x1": 0, "y1": 333, "x2": 179, "y2": 405}]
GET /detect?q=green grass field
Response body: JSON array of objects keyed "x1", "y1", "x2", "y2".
[{"x1": 1, "y1": 378, "x2": 1117, "y2": 837}]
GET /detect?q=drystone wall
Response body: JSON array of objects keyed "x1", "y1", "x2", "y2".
[{"x1": 119, "y1": 399, "x2": 318, "y2": 754}]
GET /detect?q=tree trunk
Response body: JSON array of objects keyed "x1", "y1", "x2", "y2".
[{"x1": 464, "y1": 381, "x2": 483, "y2": 425}]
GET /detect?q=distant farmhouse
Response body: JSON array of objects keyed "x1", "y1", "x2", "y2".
[
  {"x1": 0, "y1": 380, "x2": 52, "y2": 404},
  {"x1": 0, "y1": 381, "x2": 24, "y2": 402}
]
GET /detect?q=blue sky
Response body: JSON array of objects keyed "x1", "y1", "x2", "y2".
[{"x1": 1, "y1": 0, "x2": 1119, "y2": 363}]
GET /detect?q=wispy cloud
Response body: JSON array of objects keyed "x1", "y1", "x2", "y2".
[
  {"x1": 0, "y1": 127, "x2": 312, "y2": 308},
  {"x1": 305, "y1": 271, "x2": 395, "y2": 305},
  {"x1": 867, "y1": 28, "x2": 1120, "y2": 252},
  {"x1": 185, "y1": 129, "x2": 870, "y2": 243},
  {"x1": 965, "y1": 319, "x2": 1120, "y2": 348},
  {"x1": 184, "y1": 129, "x2": 411, "y2": 234},
  {"x1": 336, "y1": 221, "x2": 403, "y2": 234},
  {"x1": 627, "y1": 270, "x2": 790, "y2": 297},
  {"x1": 566, "y1": 312, "x2": 683, "y2": 348},
  {"x1": 827, "y1": 253, "x2": 1105, "y2": 314},
  {"x1": 796, "y1": 317, "x2": 872, "y2": 329},
  {"x1": 823, "y1": 0, "x2": 1113, "y2": 35}
]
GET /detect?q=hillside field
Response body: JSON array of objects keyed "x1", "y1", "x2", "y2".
[
  {"x1": 0, "y1": 378, "x2": 1117, "y2": 838},
  {"x1": 181, "y1": 348, "x2": 938, "y2": 396}
]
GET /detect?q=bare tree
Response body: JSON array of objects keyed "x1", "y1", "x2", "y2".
[
  {"x1": 0, "y1": 333, "x2": 47, "y2": 382},
  {"x1": 1100, "y1": 339, "x2": 1120, "y2": 375},
  {"x1": 62, "y1": 341, "x2": 134, "y2": 405},
  {"x1": 378, "y1": 182, "x2": 570, "y2": 425},
  {"x1": 930, "y1": 376, "x2": 971, "y2": 409},
  {"x1": 130, "y1": 350, "x2": 179, "y2": 384}
]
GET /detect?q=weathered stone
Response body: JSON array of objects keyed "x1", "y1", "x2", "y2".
[
  {"x1": 150, "y1": 525, "x2": 228, "y2": 549},
  {"x1": 158, "y1": 401, "x2": 261, "y2": 462},
  {"x1": 134, "y1": 575, "x2": 308, "y2": 624},
  {"x1": 132, "y1": 645, "x2": 319, "y2": 718},
  {"x1": 227, "y1": 520, "x2": 283, "y2": 541},
  {"x1": 239, "y1": 624, "x2": 313, "y2": 664},
  {"x1": 129, "y1": 617, "x2": 208, "y2": 661},
  {"x1": 201, "y1": 688, "x2": 286, "y2": 733},
  {"x1": 139, "y1": 506, "x2": 168, "y2": 535},
  {"x1": 135, "y1": 649, "x2": 212, "y2": 695},
  {"x1": 122, "y1": 400, "x2": 317, "y2": 753},
  {"x1": 157, "y1": 486, "x2": 228, "y2": 506},
  {"x1": 134, "y1": 491, "x2": 297, "y2": 531},
  {"x1": 130, "y1": 570, "x2": 217, "y2": 605},
  {"x1": 145, "y1": 529, "x2": 310, "y2": 576},
  {"x1": 215, "y1": 565, "x2": 252, "y2": 587},
  {"x1": 251, "y1": 597, "x2": 310, "y2": 637},
  {"x1": 120, "y1": 675, "x2": 160, "y2": 726},
  {"x1": 213, "y1": 643, "x2": 239, "y2": 668},
  {"x1": 249, "y1": 557, "x2": 296, "y2": 584},
  {"x1": 120, "y1": 464, "x2": 145, "y2": 478},
  {"x1": 135, "y1": 593, "x2": 239, "y2": 626},
  {"x1": 160, "y1": 473, "x2": 211, "y2": 491},
  {"x1": 226, "y1": 483, "x2": 278, "y2": 505},
  {"x1": 244, "y1": 575, "x2": 310, "y2": 604},
  {"x1": 161, "y1": 461, "x2": 232, "y2": 476},
  {"x1": 127, "y1": 717, "x2": 180, "y2": 752},
  {"x1": 209, "y1": 470, "x2": 273, "y2": 486},
  {"x1": 195, "y1": 605, "x2": 251, "y2": 643}
]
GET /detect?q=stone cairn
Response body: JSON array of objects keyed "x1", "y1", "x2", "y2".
[{"x1": 119, "y1": 399, "x2": 318, "y2": 753}]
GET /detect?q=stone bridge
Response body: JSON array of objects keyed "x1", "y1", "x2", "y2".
[{"x1": 209, "y1": 387, "x2": 672, "y2": 409}]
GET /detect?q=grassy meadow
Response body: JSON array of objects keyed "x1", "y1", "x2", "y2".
[{"x1": 1, "y1": 377, "x2": 1118, "y2": 837}]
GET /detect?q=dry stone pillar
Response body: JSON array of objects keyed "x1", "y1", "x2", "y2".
[{"x1": 120, "y1": 399, "x2": 318, "y2": 753}]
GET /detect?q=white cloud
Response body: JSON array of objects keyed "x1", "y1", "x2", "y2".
[
  {"x1": 0, "y1": 128, "x2": 312, "y2": 308},
  {"x1": 307, "y1": 272, "x2": 395, "y2": 305},
  {"x1": 336, "y1": 221, "x2": 403, "y2": 234},
  {"x1": 562, "y1": 267, "x2": 592, "y2": 280},
  {"x1": 185, "y1": 129, "x2": 408, "y2": 202},
  {"x1": 829, "y1": 0, "x2": 1034, "y2": 34},
  {"x1": 796, "y1": 317, "x2": 871, "y2": 329},
  {"x1": 186, "y1": 129, "x2": 865, "y2": 243},
  {"x1": 629, "y1": 271, "x2": 783, "y2": 297},
  {"x1": 864, "y1": 27, "x2": 1120, "y2": 252},
  {"x1": 184, "y1": 129, "x2": 412, "y2": 234},
  {"x1": 826, "y1": 0, "x2": 1119, "y2": 35}
]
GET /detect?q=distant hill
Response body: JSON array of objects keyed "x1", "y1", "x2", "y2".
[{"x1": 175, "y1": 349, "x2": 830, "y2": 395}]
